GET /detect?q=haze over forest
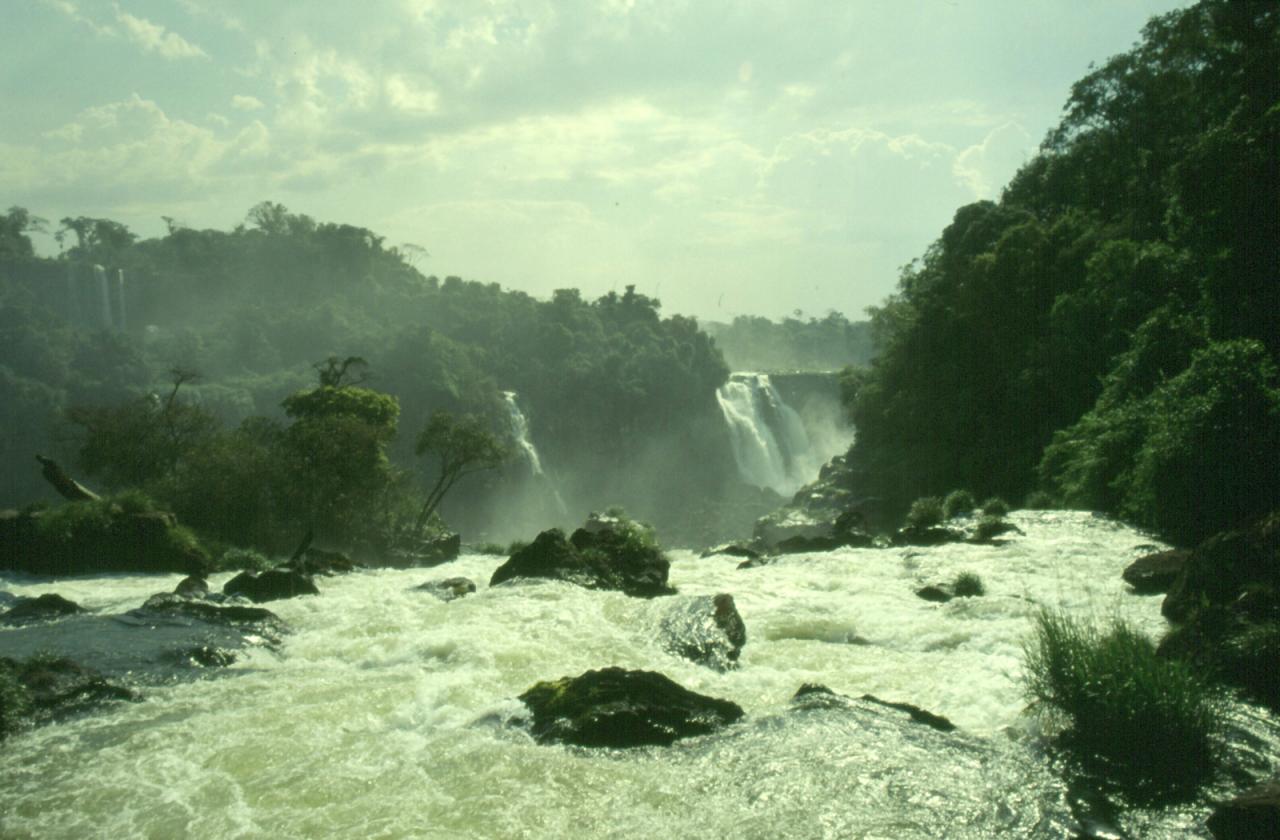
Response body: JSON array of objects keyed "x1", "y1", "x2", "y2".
[{"x1": 4, "y1": 0, "x2": 1189, "y2": 321}]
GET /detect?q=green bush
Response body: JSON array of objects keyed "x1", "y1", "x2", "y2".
[
  {"x1": 953, "y1": 571, "x2": 985, "y2": 597},
  {"x1": 1022, "y1": 609, "x2": 1222, "y2": 787},
  {"x1": 215, "y1": 547, "x2": 274, "y2": 572},
  {"x1": 905, "y1": 496, "x2": 944, "y2": 529},
  {"x1": 973, "y1": 514, "x2": 1010, "y2": 542},
  {"x1": 981, "y1": 497, "x2": 1010, "y2": 517},
  {"x1": 505, "y1": 539, "x2": 530, "y2": 555},
  {"x1": 943, "y1": 489, "x2": 976, "y2": 519}
]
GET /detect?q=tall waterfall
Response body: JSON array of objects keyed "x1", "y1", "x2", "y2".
[
  {"x1": 94, "y1": 265, "x2": 112, "y2": 329},
  {"x1": 503, "y1": 391, "x2": 567, "y2": 514},
  {"x1": 716, "y1": 372, "x2": 816, "y2": 496},
  {"x1": 64, "y1": 263, "x2": 124, "y2": 331}
]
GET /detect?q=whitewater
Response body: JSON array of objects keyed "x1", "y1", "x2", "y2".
[{"x1": 5, "y1": 511, "x2": 1271, "y2": 838}]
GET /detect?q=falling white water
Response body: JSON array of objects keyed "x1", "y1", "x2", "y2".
[
  {"x1": 716, "y1": 373, "x2": 817, "y2": 496},
  {"x1": 112, "y1": 269, "x2": 126, "y2": 331},
  {"x1": 503, "y1": 390, "x2": 567, "y2": 514},
  {"x1": 93, "y1": 265, "x2": 112, "y2": 330}
]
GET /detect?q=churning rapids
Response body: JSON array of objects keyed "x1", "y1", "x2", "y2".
[{"x1": 2, "y1": 512, "x2": 1278, "y2": 838}]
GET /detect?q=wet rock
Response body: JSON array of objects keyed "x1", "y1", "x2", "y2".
[
  {"x1": 1207, "y1": 779, "x2": 1280, "y2": 839},
  {"x1": 1123, "y1": 549, "x2": 1189, "y2": 595},
  {"x1": 0, "y1": 655, "x2": 136, "y2": 735},
  {"x1": 735, "y1": 555, "x2": 777, "y2": 570},
  {"x1": 659, "y1": 593, "x2": 747, "y2": 671},
  {"x1": 860, "y1": 694, "x2": 956, "y2": 732},
  {"x1": 700, "y1": 542, "x2": 762, "y2": 561},
  {"x1": 2, "y1": 593, "x2": 85, "y2": 625},
  {"x1": 174, "y1": 574, "x2": 209, "y2": 598},
  {"x1": 287, "y1": 546, "x2": 360, "y2": 577},
  {"x1": 789, "y1": 684, "x2": 955, "y2": 732},
  {"x1": 0, "y1": 505, "x2": 207, "y2": 577},
  {"x1": 490, "y1": 518, "x2": 674, "y2": 598},
  {"x1": 915, "y1": 585, "x2": 954, "y2": 603},
  {"x1": 1158, "y1": 607, "x2": 1280, "y2": 710},
  {"x1": 892, "y1": 525, "x2": 965, "y2": 547},
  {"x1": 518, "y1": 667, "x2": 743, "y2": 747},
  {"x1": 416, "y1": 577, "x2": 476, "y2": 601},
  {"x1": 223, "y1": 568, "x2": 319, "y2": 603},
  {"x1": 1162, "y1": 510, "x2": 1280, "y2": 622},
  {"x1": 754, "y1": 508, "x2": 834, "y2": 547}
]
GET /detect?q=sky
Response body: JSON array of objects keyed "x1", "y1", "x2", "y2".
[{"x1": 3, "y1": 0, "x2": 1191, "y2": 322}]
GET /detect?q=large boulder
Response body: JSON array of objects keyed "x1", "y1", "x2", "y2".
[
  {"x1": 1123, "y1": 549, "x2": 1190, "y2": 595},
  {"x1": 0, "y1": 504, "x2": 207, "y2": 576},
  {"x1": 1207, "y1": 779, "x2": 1280, "y2": 839},
  {"x1": 659, "y1": 593, "x2": 747, "y2": 671},
  {"x1": 223, "y1": 568, "x2": 319, "y2": 603},
  {"x1": 286, "y1": 546, "x2": 360, "y2": 577},
  {"x1": 490, "y1": 517, "x2": 674, "y2": 598},
  {"x1": 1163, "y1": 510, "x2": 1280, "y2": 622},
  {"x1": 790, "y1": 683, "x2": 956, "y2": 732},
  {"x1": 1, "y1": 593, "x2": 85, "y2": 625},
  {"x1": 518, "y1": 667, "x2": 744, "y2": 747},
  {"x1": 416, "y1": 577, "x2": 476, "y2": 602}
]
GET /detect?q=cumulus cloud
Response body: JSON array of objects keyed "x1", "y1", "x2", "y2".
[
  {"x1": 953, "y1": 122, "x2": 1035, "y2": 199},
  {"x1": 231, "y1": 94, "x2": 265, "y2": 111},
  {"x1": 113, "y1": 4, "x2": 208, "y2": 59}
]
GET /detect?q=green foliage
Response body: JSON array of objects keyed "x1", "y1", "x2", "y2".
[
  {"x1": 953, "y1": 572, "x2": 985, "y2": 597},
  {"x1": 1022, "y1": 610, "x2": 1222, "y2": 788},
  {"x1": 702, "y1": 312, "x2": 875, "y2": 372},
  {"x1": 943, "y1": 489, "x2": 976, "y2": 519},
  {"x1": 33, "y1": 498, "x2": 114, "y2": 545},
  {"x1": 1023, "y1": 490, "x2": 1054, "y2": 510},
  {"x1": 981, "y1": 497, "x2": 1010, "y2": 517},
  {"x1": 905, "y1": 496, "x2": 944, "y2": 529},
  {"x1": 215, "y1": 547, "x2": 274, "y2": 572},
  {"x1": 844, "y1": 2, "x2": 1280, "y2": 543}
]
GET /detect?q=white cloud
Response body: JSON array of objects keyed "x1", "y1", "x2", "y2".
[
  {"x1": 113, "y1": 4, "x2": 208, "y2": 59},
  {"x1": 953, "y1": 122, "x2": 1035, "y2": 199},
  {"x1": 231, "y1": 94, "x2": 265, "y2": 111},
  {"x1": 40, "y1": 0, "x2": 114, "y2": 35}
]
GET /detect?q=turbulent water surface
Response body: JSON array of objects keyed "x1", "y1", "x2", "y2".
[{"x1": 2, "y1": 512, "x2": 1276, "y2": 838}]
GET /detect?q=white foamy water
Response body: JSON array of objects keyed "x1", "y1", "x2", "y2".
[{"x1": 0, "y1": 512, "x2": 1272, "y2": 838}]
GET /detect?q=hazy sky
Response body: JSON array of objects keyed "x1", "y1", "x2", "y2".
[{"x1": 4, "y1": 0, "x2": 1189, "y2": 321}]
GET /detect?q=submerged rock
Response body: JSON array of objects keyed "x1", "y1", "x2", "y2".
[
  {"x1": 518, "y1": 667, "x2": 743, "y2": 747},
  {"x1": 915, "y1": 585, "x2": 954, "y2": 603},
  {"x1": 892, "y1": 525, "x2": 966, "y2": 547},
  {"x1": 223, "y1": 568, "x2": 319, "y2": 603},
  {"x1": 700, "y1": 542, "x2": 762, "y2": 561},
  {"x1": 790, "y1": 683, "x2": 956, "y2": 732},
  {"x1": 0, "y1": 655, "x2": 136, "y2": 737},
  {"x1": 490, "y1": 517, "x2": 674, "y2": 598},
  {"x1": 286, "y1": 546, "x2": 360, "y2": 577},
  {"x1": 416, "y1": 577, "x2": 476, "y2": 601},
  {"x1": 1207, "y1": 779, "x2": 1280, "y2": 839},
  {"x1": 1123, "y1": 549, "x2": 1189, "y2": 595},
  {"x1": 1, "y1": 593, "x2": 85, "y2": 625},
  {"x1": 659, "y1": 593, "x2": 747, "y2": 671}
]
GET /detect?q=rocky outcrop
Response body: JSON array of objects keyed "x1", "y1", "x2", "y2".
[
  {"x1": 286, "y1": 546, "x2": 360, "y2": 577},
  {"x1": 1, "y1": 593, "x2": 85, "y2": 625},
  {"x1": 0, "y1": 656, "x2": 136, "y2": 739},
  {"x1": 416, "y1": 577, "x2": 476, "y2": 601},
  {"x1": 0, "y1": 504, "x2": 207, "y2": 576},
  {"x1": 490, "y1": 516, "x2": 674, "y2": 598},
  {"x1": 659, "y1": 593, "x2": 747, "y2": 671},
  {"x1": 223, "y1": 568, "x2": 319, "y2": 603},
  {"x1": 700, "y1": 542, "x2": 762, "y2": 561},
  {"x1": 1157, "y1": 511, "x2": 1280, "y2": 710},
  {"x1": 1207, "y1": 779, "x2": 1280, "y2": 839},
  {"x1": 518, "y1": 667, "x2": 744, "y2": 747},
  {"x1": 1123, "y1": 549, "x2": 1190, "y2": 594},
  {"x1": 386, "y1": 530, "x2": 462, "y2": 568}
]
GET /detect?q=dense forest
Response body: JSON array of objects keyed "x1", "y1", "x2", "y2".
[
  {"x1": 844, "y1": 0, "x2": 1279, "y2": 545},
  {"x1": 702, "y1": 313, "x2": 875, "y2": 372},
  {"x1": 0, "y1": 201, "x2": 872, "y2": 553}
]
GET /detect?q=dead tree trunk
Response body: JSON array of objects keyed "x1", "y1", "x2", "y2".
[{"x1": 36, "y1": 455, "x2": 100, "y2": 502}]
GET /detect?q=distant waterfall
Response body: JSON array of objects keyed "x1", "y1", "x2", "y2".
[
  {"x1": 94, "y1": 265, "x2": 112, "y2": 329},
  {"x1": 503, "y1": 391, "x2": 567, "y2": 513},
  {"x1": 64, "y1": 264, "x2": 124, "y2": 331},
  {"x1": 111, "y1": 269, "x2": 126, "y2": 331},
  {"x1": 716, "y1": 373, "x2": 816, "y2": 496}
]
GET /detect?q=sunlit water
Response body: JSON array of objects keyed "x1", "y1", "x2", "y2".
[{"x1": 2, "y1": 512, "x2": 1276, "y2": 838}]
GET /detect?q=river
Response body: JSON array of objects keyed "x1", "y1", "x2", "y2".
[{"x1": 2, "y1": 511, "x2": 1276, "y2": 838}]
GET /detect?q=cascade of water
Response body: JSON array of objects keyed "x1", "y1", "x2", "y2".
[
  {"x1": 716, "y1": 373, "x2": 814, "y2": 495},
  {"x1": 94, "y1": 265, "x2": 112, "y2": 330},
  {"x1": 112, "y1": 269, "x2": 126, "y2": 331},
  {"x1": 503, "y1": 391, "x2": 567, "y2": 513}
]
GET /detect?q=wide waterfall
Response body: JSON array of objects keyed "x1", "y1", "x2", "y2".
[
  {"x1": 716, "y1": 373, "x2": 825, "y2": 496},
  {"x1": 4, "y1": 512, "x2": 1273, "y2": 838}
]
